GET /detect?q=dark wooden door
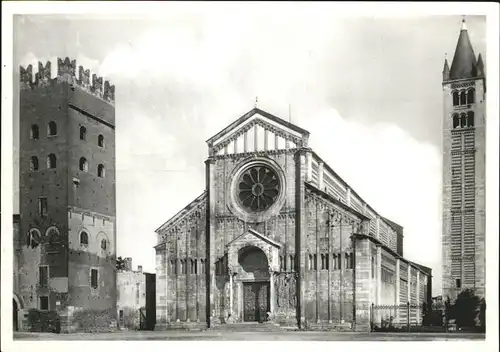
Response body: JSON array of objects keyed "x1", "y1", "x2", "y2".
[{"x1": 243, "y1": 282, "x2": 270, "y2": 322}]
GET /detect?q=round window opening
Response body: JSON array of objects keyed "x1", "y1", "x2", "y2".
[{"x1": 237, "y1": 165, "x2": 280, "y2": 212}]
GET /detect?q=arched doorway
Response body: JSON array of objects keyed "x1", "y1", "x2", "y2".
[
  {"x1": 238, "y1": 246, "x2": 270, "y2": 322},
  {"x1": 13, "y1": 298, "x2": 19, "y2": 331}
]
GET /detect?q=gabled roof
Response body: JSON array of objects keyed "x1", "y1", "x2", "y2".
[
  {"x1": 206, "y1": 107, "x2": 310, "y2": 146},
  {"x1": 449, "y1": 20, "x2": 479, "y2": 80},
  {"x1": 155, "y1": 192, "x2": 206, "y2": 234},
  {"x1": 226, "y1": 227, "x2": 282, "y2": 249}
]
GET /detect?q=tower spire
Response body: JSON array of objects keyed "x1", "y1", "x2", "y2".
[{"x1": 449, "y1": 17, "x2": 477, "y2": 80}]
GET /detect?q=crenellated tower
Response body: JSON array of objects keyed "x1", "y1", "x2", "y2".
[
  {"x1": 441, "y1": 19, "x2": 486, "y2": 300},
  {"x1": 16, "y1": 57, "x2": 117, "y2": 319}
]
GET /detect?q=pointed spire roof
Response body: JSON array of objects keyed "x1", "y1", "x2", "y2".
[
  {"x1": 449, "y1": 18, "x2": 478, "y2": 80},
  {"x1": 442, "y1": 56, "x2": 450, "y2": 81},
  {"x1": 477, "y1": 53, "x2": 485, "y2": 76}
]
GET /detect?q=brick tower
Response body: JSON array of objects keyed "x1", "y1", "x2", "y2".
[
  {"x1": 16, "y1": 58, "x2": 117, "y2": 321},
  {"x1": 441, "y1": 19, "x2": 486, "y2": 300}
]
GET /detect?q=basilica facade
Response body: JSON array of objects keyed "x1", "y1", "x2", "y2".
[{"x1": 154, "y1": 108, "x2": 432, "y2": 331}]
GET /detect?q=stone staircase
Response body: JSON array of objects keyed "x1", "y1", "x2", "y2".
[{"x1": 211, "y1": 322, "x2": 286, "y2": 332}]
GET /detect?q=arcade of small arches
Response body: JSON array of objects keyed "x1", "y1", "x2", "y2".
[
  {"x1": 452, "y1": 111, "x2": 475, "y2": 129},
  {"x1": 452, "y1": 88, "x2": 475, "y2": 106}
]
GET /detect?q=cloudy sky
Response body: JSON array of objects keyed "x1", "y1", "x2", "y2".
[{"x1": 13, "y1": 6, "x2": 487, "y2": 295}]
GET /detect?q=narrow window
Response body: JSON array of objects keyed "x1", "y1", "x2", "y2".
[
  {"x1": 459, "y1": 91, "x2": 466, "y2": 106},
  {"x1": 194, "y1": 259, "x2": 198, "y2": 275},
  {"x1": 452, "y1": 91, "x2": 460, "y2": 106},
  {"x1": 181, "y1": 260, "x2": 186, "y2": 274},
  {"x1": 79, "y1": 157, "x2": 88, "y2": 172},
  {"x1": 80, "y1": 126, "x2": 87, "y2": 141},
  {"x1": 460, "y1": 113, "x2": 466, "y2": 128},
  {"x1": 452, "y1": 114, "x2": 460, "y2": 129},
  {"x1": 313, "y1": 254, "x2": 317, "y2": 271},
  {"x1": 90, "y1": 269, "x2": 98, "y2": 288},
  {"x1": 467, "y1": 111, "x2": 474, "y2": 127},
  {"x1": 30, "y1": 156, "x2": 39, "y2": 171},
  {"x1": 98, "y1": 134, "x2": 105, "y2": 147},
  {"x1": 325, "y1": 254, "x2": 330, "y2": 270},
  {"x1": 466, "y1": 88, "x2": 475, "y2": 104},
  {"x1": 101, "y1": 239, "x2": 107, "y2": 250},
  {"x1": 349, "y1": 253, "x2": 354, "y2": 269},
  {"x1": 455, "y1": 278, "x2": 461, "y2": 289},
  {"x1": 47, "y1": 154, "x2": 57, "y2": 169},
  {"x1": 321, "y1": 254, "x2": 326, "y2": 270},
  {"x1": 38, "y1": 197, "x2": 48, "y2": 217},
  {"x1": 80, "y1": 231, "x2": 89, "y2": 246},
  {"x1": 98, "y1": 164, "x2": 105, "y2": 178},
  {"x1": 290, "y1": 254, "x2": 295, "y2": 271},
  {"x1": 39, "y1": 296, "x2": 49, "y2": 311},
  {"x1": 279, "y1": 256, "x2": 284, "y2": 271},
  {"x1": 39, "y1": 266, "x2": 49, "y2": 287},
  {"x1": 47, "y1": 121, "x2": 57, "y2": 136},
  {"x1": 31, "y1": 124, "x2": 39, "y2": 140}
]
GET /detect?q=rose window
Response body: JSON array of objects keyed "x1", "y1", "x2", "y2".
[{"x1": 238, "y1": 165, "x2": 280, "y2": 212}]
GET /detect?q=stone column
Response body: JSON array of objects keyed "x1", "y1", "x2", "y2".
[
  {"x1": 346, "y1": 188, "x2": 351, "y2": 207},
  {"x1": 318, "y1": 162, "x2": 324, "y2": 190},
  {"x1": 264, "y1": 129, "x2": 269, "y2": 151},
  {"x1": 269, "y1": 271, "x2": 275, "y2": 314},
  {"x1": 205, "y1": 158, "x2": 216, "y2": 327},
  {"x1": 416, "y1": 271, "x2": 420, "y2": 323},
  {"x1": 275, "y1": 133, "x2": 279, "y2": 150},
  {"x1": 254, "y1": 124, "x2": 258, "y2": 151},
  {"x1": 407, "y1": 265, "x2": 411, "y2": 324},
  {"x1": 229, "y1": 272, "x2": 234, "y2": 321},
  {"x1": 295, "y1": 149, "x2": 308, "y2": 328},
  {"x1": 395, "y1": 258, "x2": 400, "y2": 323},
  {"x1": 354, "y1": 237, "x2": 372, "y2": 331},
  {"x1": 376, "y1": 245, "x2": 382, "y2": 323},
  {"x1": 306, "y1": 151, "x2": 312, "y2": 182},
  {"x1": 244, "y1": 131, "x2": 248, "y2": 153}
]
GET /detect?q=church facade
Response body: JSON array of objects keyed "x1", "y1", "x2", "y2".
[{"x1": 154, "y1": 108, "x2": 432, "y2": 331}]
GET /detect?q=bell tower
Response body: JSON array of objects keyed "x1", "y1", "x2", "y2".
[{"x1": 441, "y1": 19, "x2": 486, "y2": 300}]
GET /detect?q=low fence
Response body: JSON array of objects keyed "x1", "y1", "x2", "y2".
[{"x1": 370, "y1": 302, "x2": 446, "y2": 332}]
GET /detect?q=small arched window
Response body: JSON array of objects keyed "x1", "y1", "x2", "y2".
[
  {"x1": 452, "y1": 114, "x2": 460, "y2": 129},
  {"x1": 79, "y1": 157, "x2": 88, "y2": 172},
  {"x1": 48, "y1": 121, "x2": 57, "y2": 136},
  {"x1": 80, "y1": 231, "x2": 89, "y2": 246},
  {"x1": 101, "y1": 239, "x2": 107, "y2": 250},
  {"x1": 460, "y1": 91, "x2": 467, "y2": 106},
  {"x1": 466, "y1": 88, "x2": 475, "y2": 104},
  {"x1": 80, "y1": 126, "x2": 87, "y2": 141},
  {"x1": 98, "y1": 134, "x2": 104, "y2": 148},
  {"x1": 98, "y1": 164, "x2": 105, "y2": 178},
  {"x1": 30, "y1": 156, "x2": 39, "y2": 171},
  {"x1": 467, "y1": 111, "x2": 475, "y2": 127},
  {"x1": 452, "y1": 91, "x2": 460, "y2": 106},
  {"x1": 460, "y1": 113, "x2": 467, "y2": 128},
  {"x1": 31, "y1": 124, "x2": 40, "y2": 140},
  {"x1": 47, "y1": 154, "x2": 56, "y2": 169}
]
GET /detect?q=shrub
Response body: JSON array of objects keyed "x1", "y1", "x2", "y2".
[
  {"x1": 27, "y1": 309, "x2": 60, "y2": 333},
  {"x1": 453, "y1": 289, "x2": 480, "y2": 329},
  {"x1": 72, "y1": 308, "x2": 117, "y2": 333}
]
